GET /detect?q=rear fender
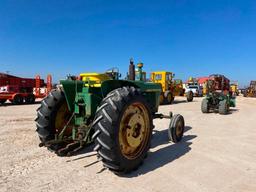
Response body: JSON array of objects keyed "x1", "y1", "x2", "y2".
[
  {"x1": 101, "y1": 80, "x2": 140, "y2": 97},
  {"x1": 60, "y1": 80, "x2": 84, "y2": 111},
  {"x1": 101, "y1": 80, "x2": 162, "y2": 113}
]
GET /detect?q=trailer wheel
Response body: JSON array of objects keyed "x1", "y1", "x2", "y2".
[
  {"x1": 25, "y1": 94, "x2": 35, "y2": 104},
  {"x1": 219, "y1": 100, "x2": 228, "y2": 115},
  {"x1": 35, "y1": 89, "x2": 72, "y2": 143},
  {"x1": 12, "y1": 95, "x2": 24, "y2": 105},
  {"x1": 168, "y1": 114, "x2": 185, "y2": 143},
  {"x1": 0, "y1": 99, "x2": 7, "y2": 104},
  {"x1": 186, "y1": 91, "x2": 193, "y2": 102},
  {"x1": 92, "y1": 87, "x2": 153, "y2": 174},
  {"x1": 201, "y1": 98, "x2": 209, "y2": 113}
]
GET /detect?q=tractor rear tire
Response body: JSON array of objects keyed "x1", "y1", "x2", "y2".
[
  {"x1": 0, "y1": 99, "x2": 7, "y2": 104},
  {"x1": 201, "y1": 98, "x2": 209, "y2": 113},
  {"x1": 165, "y1": 91, "x2": 174, "y2": 104},
  {"x1": 187, "y1": 91, "x2": 193, "y2": 102},
  {"x1": 92, "y1": 87, "x2": 153, "y2": 174},
  {"x1": 168, "y1": 114, "x2": 185, "y2": 143},
  {"x1": 159, "y1": 93, "x2": 164, "y2": 105},
  {"x1": 35, "y1": 89, "x2": 71, "y2": 143},
  {"x1": 219, "y1": 100, "x2": 228, "y2": 115}
]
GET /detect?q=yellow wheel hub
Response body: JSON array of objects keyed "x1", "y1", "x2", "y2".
[
  {"x1": 119, "y1": 102, "x2": 150, "y2": 160},
  {"x1": 55, "y1": 102, "x2": 72, "y2": 135}
]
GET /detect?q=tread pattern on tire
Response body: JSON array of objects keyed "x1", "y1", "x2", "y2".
[
  {"x1": 164, "y1": 91, "x2": 174, "y2": 104},
  {"x1": 187, "y1": 91, "x2": 194, "y2": 102},
  {"x1": 168, "y1": 114, "x2": 185, "y2": 143},
  {"x1": 92, "y1": 86, "x2": 153, "y2": 173},
  {"x1": 219, "y1": 100, "x2": 228, "y2": 115},
  {"x1": 35, "y1": 89, "x2": 66, "y2": 142},
  {"x1": 201, "y1": 98, "x2": 209, "y2": 113}
]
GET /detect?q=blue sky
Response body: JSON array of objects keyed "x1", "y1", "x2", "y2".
[{"x1": 0, "y1": 0, "x2": 255, "y2": 87}]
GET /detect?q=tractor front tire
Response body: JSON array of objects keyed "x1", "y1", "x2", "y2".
[
  {"x1": 92, "y1": 87, "x2": 153, "y2": 174},
  {"x1": 201, "y1": 98, "x2": 209, "y2": 113},
  {"x1": 187, "y1": 91, "x2": 193, "y2": 102},
  {"x1": 168, "y1": 114, "x2": 185, "y2": 143},
  {"x1": 219, "y1": 100, "x2": 229, "y2": 115},
  {"x1": 35, "y1": 89, "x2": 71, "y2": 143},
  {"x1": 165, "y1": 91, "x2": 174, "y2": 104}
]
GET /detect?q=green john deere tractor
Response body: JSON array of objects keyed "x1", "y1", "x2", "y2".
[
  {"x1": 35, "y1": 59, "x2": 186, "y2": 174},
  {"x1": 201, "y1": 74, "x2": 236, "y2": 115}
]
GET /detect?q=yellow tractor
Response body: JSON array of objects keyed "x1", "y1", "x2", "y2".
[
  {"x1": 151, "y1": 71, "x2": 193, "y2": 105},
  {"x1": 244, "y1": 81, "x2": 256, "y2": 97},
  {"x1": 230, "y1": 82, "x2": 239, "y2": 96},
  {"x1": 173, "y1": 79, "x2": 185, "y2": 96}
]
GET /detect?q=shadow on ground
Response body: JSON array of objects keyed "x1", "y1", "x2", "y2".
[
  {"x1": 59, "y1": 126, "x2": 195, "y2": 175},
  {"x1": 151, "y1": 126, "x2": 192, "y2": 148},
  {"x1": 123, "y1": 126, "x2": 196, "y2": 177},
  {"x1": 0, "y1": 101, "x2": 41, "y2": 107},
  {"x1": 211, "y1": 108, "x2": 239, "y2": 115},
  {"x1": 172, "y1": 100, "x2": 188, "y2": 105},
  {"x1": 66, "y1": 144, "x2": 96, "y2": 163},
  {"x1": 229, "y1": 108, "x2": 239, "y2": 113},
  {"x1": 161, "y1": 99, "x2": 198, "y2": 106}
]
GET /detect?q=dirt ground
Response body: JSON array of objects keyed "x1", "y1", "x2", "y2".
[{"x1": 0, "y1": 96, "x2": 256, "y2": 192}]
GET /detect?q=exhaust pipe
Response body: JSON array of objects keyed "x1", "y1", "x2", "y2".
[{"x1": 129, "y1": 58, "x2": 135, "y2": 81}]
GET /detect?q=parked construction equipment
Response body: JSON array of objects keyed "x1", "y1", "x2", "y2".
[
  {"x1": 173, "y1": 79, "x2": 185, "y2": 96},
  {"x1": 150, "y1": 71, "x2": 193, "y2": 104},
  {"x1": 243, "y1": 81, "x2": 256, "y2": 97},
  {"x1": 0, "y1": 73, "x2": 52, "y2": 105},
  {"x1": 35, "y1": 59, "x2": 186, "y2": 174},
  {"x1": 201, "y1": 74, "x2": 235, "y2": 115},
  {"x1": 230, "y1": 81, "x2": 239, "y2": 96}
]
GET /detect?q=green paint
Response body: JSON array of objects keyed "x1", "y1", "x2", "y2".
[{"x1": 58, "y1": 76, "x2": 162, "y2": 144}]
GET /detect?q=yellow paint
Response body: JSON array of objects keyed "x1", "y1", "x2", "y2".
[
  {"x1": 119, "y1": 102, "x2": 150, "y2": 160},
  {"x1": 79, "y1": 73, "x2": 111, "y2": 87},
  {"x1": 150, "y1": 71, "x2": 173, "y2": 92}
]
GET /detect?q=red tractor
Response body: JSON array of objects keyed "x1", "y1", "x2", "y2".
[{"x1": 0, "y1": 73, "x2": 52, "y2": 105}]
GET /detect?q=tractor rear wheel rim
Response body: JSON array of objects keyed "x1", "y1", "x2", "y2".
[
  {"x1": 55, "y1": 103, "x2": 72, "y2": 135},
  {"x1": 119, "y1": 102, "x2": 150, "y2": 160}
]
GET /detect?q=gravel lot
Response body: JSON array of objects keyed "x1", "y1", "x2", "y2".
[{"x1": 0, "y1": 96, "x2": 255, "y2": 192}]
